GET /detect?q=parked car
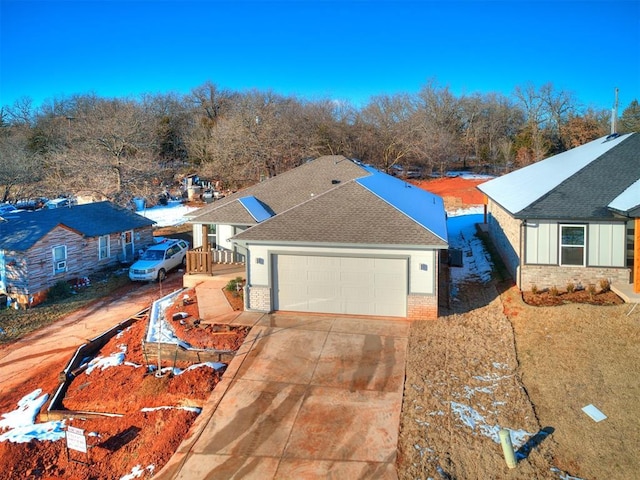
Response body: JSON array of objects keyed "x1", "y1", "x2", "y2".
[
  {"x1": 0, "y1": 204, "x2": 18, "y2": 216},
  {"x1": 44, "y1": 197, "x2": 78, "y2": 209},
  {"x1": 128, "y1": 239, "x2": 189, "y2": 282}
]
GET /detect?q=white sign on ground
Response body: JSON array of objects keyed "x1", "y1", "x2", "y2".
[
  {"x1": 582, "y1": 404, "x2": 607, "y2": 422},
  {"x1": 66, "y1": 426, "x2": 87, "y2": 453}
]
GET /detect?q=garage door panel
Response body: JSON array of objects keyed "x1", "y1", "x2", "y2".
[
  {"x1": 273, "y1": 254, "x2": 407, "y2": 317},
  {"x1": 308, "y1": 270, "x2": 338, "y2": 283}
]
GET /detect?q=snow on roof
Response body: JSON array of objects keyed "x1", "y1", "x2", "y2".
[
  {"x1": 478, "y1": 133, "x2": 631, "y2": 215},
  {"x1": 608, "y1": 177, "x2": 640, "y2": 213},
  {"x1": 238, "y1": 196, "x2": 274, "y2": 222},
  {"x1": 357, "y1": 165, "x2": 448, "y2": 242}
]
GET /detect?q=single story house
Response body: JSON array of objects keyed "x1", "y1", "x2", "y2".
[
  {"x1": 186, "y1": 155, "x2": 448, "y2": 319},
  {"x1": 0, "y1": 201, "x2": 155, "y2": 307},
  {"x1": 478, "y1": 132, "x2": 640, "y2": 294}
]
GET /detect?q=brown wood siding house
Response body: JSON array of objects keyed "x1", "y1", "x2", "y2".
[{"x1": 0, "y1": 201, "x2": 155, "y2": 307}]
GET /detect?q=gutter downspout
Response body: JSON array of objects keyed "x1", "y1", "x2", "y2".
[{"x1": 519, "y1": 220, "x2": 526, "y2": 290}]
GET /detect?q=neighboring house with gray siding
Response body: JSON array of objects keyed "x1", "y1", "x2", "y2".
[
  {"x1": 0, "y1": 201, "x2": 155, "y2": 307},
  {"x1": 478, "y1": 132, "x2": 640, "y2": 295},
  {"x1": 186, "y1": 156, "x2": 448, "y2": 320}
]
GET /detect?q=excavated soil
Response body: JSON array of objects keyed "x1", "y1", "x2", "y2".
[
  {"x1": 0, "y1": 287, "x2": 248, "y2": 480},
  {"x1": 411, "y1": 176, "x2": 489, "y2": 210},
  {"x1": 165, "y1": 288, "x2": 248, "y2": 350}
]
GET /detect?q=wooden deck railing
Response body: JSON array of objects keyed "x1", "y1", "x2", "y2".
[{"x1": 185, "y1": 247, "x2": 244, "y2": 275}]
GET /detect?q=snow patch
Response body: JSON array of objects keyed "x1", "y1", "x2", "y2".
[
  {"x1": 450, "y1": 402, "x2": 532, "y2": 448},
  {"x1": 0, "y1": 390, "x2": 66, "y2": 443}
]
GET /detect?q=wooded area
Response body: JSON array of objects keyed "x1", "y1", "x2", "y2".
[{"x1": 1, "y1": 79, "x2": 639, "y2": 206}]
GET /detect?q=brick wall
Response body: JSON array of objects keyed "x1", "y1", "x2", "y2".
[
  {"x1": 247, "y1": 285, "x2": 271, "y2": 312},
  {"x1": 407, "y1": 293, "x2": 438, "y2": 320},
  {"x1": 486, "y1": 200, "x2": 522, "y2": 281},
  {"x1": 521, "y1": 264, "x2": 631, "y2": 292}
]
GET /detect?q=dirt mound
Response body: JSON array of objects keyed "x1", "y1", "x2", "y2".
[{"x1": 0, "y1": 289, "x2": 248, "y2": 480}]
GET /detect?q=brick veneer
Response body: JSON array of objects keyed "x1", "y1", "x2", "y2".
[
  {"x1": 407, "y1": 294, "x2": 438, "y2": 320},
  {"x1": 521, "y1": 264, "x2": 630, "y2": 291},
  {"x1": 246, "y1": 285, "x2": 271, "y2": 312}
]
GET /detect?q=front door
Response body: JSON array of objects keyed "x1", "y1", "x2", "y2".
[{"x1": 121, "y1": 231, "x2": 134, "y2": 263}]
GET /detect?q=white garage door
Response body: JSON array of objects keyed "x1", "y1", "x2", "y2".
[{"x1": 273, "y1": 254, "x2": 408, "y2": 317}]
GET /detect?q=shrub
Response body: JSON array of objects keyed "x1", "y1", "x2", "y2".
[
  {"x1": 47, "y1": 281, "x2": 73, "y2": 301},
  {"x1": 599, "y1": 278, "x2": 611, "y2": 293},
  {"x1": 549, "y1": 285, "x2": 559, "y2": 297},
  {"x1": 566, "y1": 282, "x2": 575, "y2": 294},
  {"x1": 587, "y1": 283, "x2": 597, "y2": 299},
  {"x1": 531, "y1": 285, "x2": 539, "y2": 295},
  {"x1": 225, "y1": 277, "x2": 245, "y2": 296}
]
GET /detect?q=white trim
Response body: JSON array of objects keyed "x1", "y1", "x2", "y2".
[
  {"x1": 98, "y1": 235, "x2": 111, "y2": 260},
  {"x1": 52, "y1": 245, "x2": 68, "y2": 274}
]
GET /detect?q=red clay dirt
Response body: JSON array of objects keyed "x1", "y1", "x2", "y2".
[
  {"x1": 411, "y1": 176, "x2": 489, "y2": 209},
  {"x1": 0, "y1": 284, "x2": 247, "y2": 480}
]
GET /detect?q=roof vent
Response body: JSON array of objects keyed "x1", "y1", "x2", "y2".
[
  {"x1": 605, "y1": 132, "x2": 620, "y2": 142},
  {"x1": 331, "y1": 179, "x2": 340, "y2": 185}
]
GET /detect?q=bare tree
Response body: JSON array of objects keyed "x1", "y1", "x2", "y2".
[
  {"x1": 412, "y1": 80, "x2": 464, "y2": 175},
  {"x1": 46, "y1": 97, "x2": 160, "y2": 204},
  {"x1": 358, "y1": 93, "x2": 418, "y2": 172},
  {"x1": 0, "y1": 130, "x2": 42, "y2": 202}
]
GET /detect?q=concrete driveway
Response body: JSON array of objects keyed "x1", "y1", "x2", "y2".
[{"x1": 154, "y1": 312, "x2": 410, "y2": 479}]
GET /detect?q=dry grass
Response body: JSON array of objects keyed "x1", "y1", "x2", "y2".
[
  {"x1": 398, "y1": 281, "x2": 640, "y2": 480},
  {"x1": 0, "y1": 270, "x2": 132, "y2": 344},
  {"x1": 507, "y1": 288, "x2": 640, "y2": 480}
]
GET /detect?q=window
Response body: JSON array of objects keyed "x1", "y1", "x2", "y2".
[
  {"x1": 98, "y1": 235, "x2": 110, "y2": 260},
  {"x1": 560, "y1": 225, "x2": 586, "y2": 266},
  {"x1": 52, "y1": 245, "x2": 67, "y2": 274}
]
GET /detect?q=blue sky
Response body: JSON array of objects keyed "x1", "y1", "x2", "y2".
[{"x1": 1, "y1": 0, "x2": 639, "y2": 111}]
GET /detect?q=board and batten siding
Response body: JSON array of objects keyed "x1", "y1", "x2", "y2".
[
  {"x1": 588, "y1": 222, "x2": 626, "y2": 267},
  {"x1": 524, "y1": 222, "x2": 558, "y2": 264},
  {"x1": 524, "y1": 220, "x2": 625, "y2": 268}
]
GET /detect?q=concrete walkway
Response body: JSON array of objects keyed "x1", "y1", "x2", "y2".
[
  {"x1": 0, "y1": 274, "x2": 184, "y2": 396},
  {"x1": 154, "y1": 307, "x2": 410, "y2": 479}
]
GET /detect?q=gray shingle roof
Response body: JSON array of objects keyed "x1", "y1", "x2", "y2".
[
  {"x1": 189, "y1": 155, "x2": 448, "y2": 248},
  {"x1": 233, "y1": 180, "x2": 448, "y2": 247},
  {"x1": 479, "y1": 133, "x2": 640, "y2": 220},
  {"x1": 188, "y1": 156, "x2": 370, "y2": 225},
  {"x1": 0, "y1": 201, "x2": 155, "y2": 251}
]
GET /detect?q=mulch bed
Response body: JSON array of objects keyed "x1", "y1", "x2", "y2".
[{"x1": 522, "y1": 289, "x2": 624, "y2": 306}]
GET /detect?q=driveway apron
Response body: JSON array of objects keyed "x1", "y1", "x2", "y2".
[{"x1": 154, "y1": 312, "x2": 410, "y2": 479}]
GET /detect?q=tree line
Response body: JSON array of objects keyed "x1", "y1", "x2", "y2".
[{"x1": 1, "y1": 79, "x2": 639, "y2": 206}]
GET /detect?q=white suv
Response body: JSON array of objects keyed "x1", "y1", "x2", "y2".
[{"x1": 129, "y1": 239, "x2": 189, "y2": 282}]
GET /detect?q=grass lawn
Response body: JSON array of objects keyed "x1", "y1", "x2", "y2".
[{"x1": 0, "y1": 269, "x2": 132, "y2": 344}]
